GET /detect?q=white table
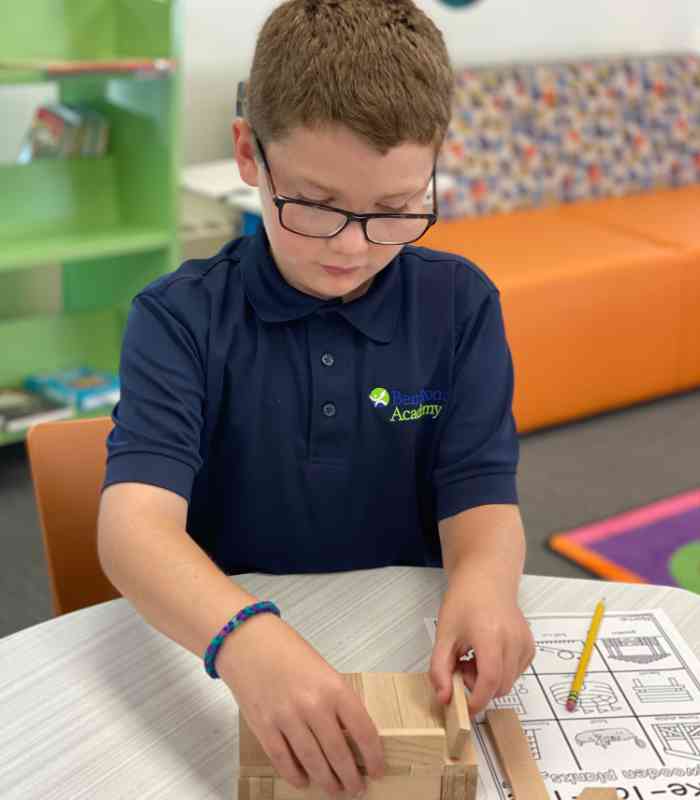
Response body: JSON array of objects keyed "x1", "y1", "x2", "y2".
[{"x1": 1, "y1": 568, "x2": 698, "y2": 799}]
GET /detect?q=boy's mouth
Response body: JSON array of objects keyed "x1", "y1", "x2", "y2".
[{"x1": 321, "y1": 264, "x2": 363, "y2": 275}]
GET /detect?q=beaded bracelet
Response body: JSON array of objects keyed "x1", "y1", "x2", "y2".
[{"x1": 204, "y1": 600, "x2": 281, "y2": 679}]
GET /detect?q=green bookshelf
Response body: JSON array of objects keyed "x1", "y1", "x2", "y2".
[{"x1": 0, "y1": 0, "x2": 182, "y2": 444}]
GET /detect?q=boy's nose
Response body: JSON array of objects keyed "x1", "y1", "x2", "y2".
[{"x1": 330, "y1": 219, "x2": 371, "y2": 254}]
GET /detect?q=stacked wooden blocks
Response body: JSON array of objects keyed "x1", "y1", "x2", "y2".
[
  {"x1": 238, "y1": 672, "x2": 619, "y2": 800},
  {"x1": 238, "y1": 671, "x2": 476, "y2": 800}
]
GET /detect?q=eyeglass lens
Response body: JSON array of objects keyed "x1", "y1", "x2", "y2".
[{"x1": 281, "y1": 204, "x2": 431, "y2": 244}]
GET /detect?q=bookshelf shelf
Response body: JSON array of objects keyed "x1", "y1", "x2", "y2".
[
  {"x1": 1, "y1": 226, "x2": 171, "y2": 272},
  {"x1": 0, "y1": 404, "x2": 116, "y2": 447},
  {"x1": 0, "y1": 69, "x2": 45, "y2": 86},
  {"x1": 0, "y1": 0, "x2": 181, "y2": 445},
  {"x1": 0, "y1": 307, "x2": 125, "y2": 388},
  {"x1": 0, "y1": 58, "x2": 175, "y2": 84}
]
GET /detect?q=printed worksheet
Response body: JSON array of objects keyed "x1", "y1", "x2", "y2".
[{"x1": 425, "y1": 610, "x2": 700, "y2": 799}]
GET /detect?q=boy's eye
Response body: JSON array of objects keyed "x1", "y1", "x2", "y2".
[
  {"x1": 296, "y1": 194, "x2": 332, "y2": 205},
  {"x1": 295, "y1": 194, "x2": 410, "y2": 213}
]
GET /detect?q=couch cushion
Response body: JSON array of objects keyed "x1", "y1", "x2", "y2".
[
  {"x1": 418, "y1": 206, "x2": 692, "y2": 431},
  {"x1": 569, "y1": 184, "x2": 700, "y2": 248},
  {"x1": 438, "y1": 54, "x2": 700, "y2": 218},
  {"x1": 568, "y1": 184, "x2": 700, "y2": 390}
]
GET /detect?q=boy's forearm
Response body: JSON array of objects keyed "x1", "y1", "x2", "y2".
[
  {"x1": 438, "y1": 504, "x2": 526, "y2": 595},
  {"x1": 98, "y1": 506, "x2": 259, "y2": 663}
]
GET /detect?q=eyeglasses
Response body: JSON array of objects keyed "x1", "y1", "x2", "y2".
[{"x1": 252, "y1": 131, "x2": 438, "y2": 246}]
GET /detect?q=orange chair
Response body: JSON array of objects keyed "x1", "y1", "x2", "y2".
[{"x1": 26, "y1": 416, "x2": 121, "y2": 616}]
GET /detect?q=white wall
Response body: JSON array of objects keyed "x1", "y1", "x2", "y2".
[
  {"x1": 1, "y1": 0, "x2": 699, "y2": 164},
  {"x1": 182, "y1": 0, "x2": 700, "y2": 164}
]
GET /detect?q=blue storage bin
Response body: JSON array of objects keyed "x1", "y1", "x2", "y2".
[{"x1": 242, "y1": 211, "x2": 263, "y2": 236}]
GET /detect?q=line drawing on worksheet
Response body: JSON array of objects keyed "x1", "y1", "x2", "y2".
[{"x1": 425, "y1": 609, "x2": 700, "y2": 800}]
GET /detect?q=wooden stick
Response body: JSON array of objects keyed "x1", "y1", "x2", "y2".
[
  {"x1": 445, "y1": 672, "x2": 471, "y2": 758},
  {"x1": 485, "y1": 709, "x2": 548, "y2": 800},
  {"x1": 579, "y1": 790, "x2": 618, "y2": 800}
]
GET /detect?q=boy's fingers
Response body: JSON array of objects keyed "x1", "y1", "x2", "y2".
[
  {"x1": 262, "y1": 728, "x2": 309, "y2": 790},
  {"x1": 310, "y1": 714, "x2": 366, "y2": 798},
  {"x1": 460, "y1": 659, "x2": 478, "y2": 691},
  {"x1": 467, "y1": 640, "x2": 502, "y2": 714},
  {"x1": 522, "y1": 633, "x2": 537, "y2": 672},
  {"x1": 284, "y1": 721, "x2": 343, "y2": 797},
  {"x1": 337, "y1": 692, "x2": 385, "y2": 782},
  {"x1": 498, "y1": 643, "x2": 521, "y2": 698},
  {"x1": 429, "y1": 637, "x2": 458, "y2": 703}
]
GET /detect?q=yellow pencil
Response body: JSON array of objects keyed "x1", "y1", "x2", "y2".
[{"x1": 566, "y1": 599, "x2": 606, "y2": 712}]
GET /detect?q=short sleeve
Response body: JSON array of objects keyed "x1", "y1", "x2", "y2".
[
  {"x1": 433, "y1": 289, "x2": 519, "y2": 520},
  {"x1": 103, "y1": 292, "x2": 205, "y2": 501}
]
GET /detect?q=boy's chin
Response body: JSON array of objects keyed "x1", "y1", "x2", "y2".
[
  {"x1": 324, "y1": 277, "x2": 373, "y2": 303},
  {"x1": 304, "y1": 274, "x2": 367, "y2": 301}
]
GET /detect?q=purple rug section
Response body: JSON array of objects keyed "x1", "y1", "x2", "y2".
[{"x1": 590, "y1": 507, "x2": 700, "y2": 584}]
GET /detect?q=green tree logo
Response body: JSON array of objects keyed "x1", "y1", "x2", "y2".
[{"x1": 369, "y1": 387, "x2": 390, "y2": 408}]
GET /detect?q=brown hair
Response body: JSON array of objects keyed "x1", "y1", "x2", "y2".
[{"x1": 243, "y1": 0, "x2": 454, "y2": 156}]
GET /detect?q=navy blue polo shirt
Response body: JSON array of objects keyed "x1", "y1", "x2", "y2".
[{"x1": 104, "y1": 226, "x2": 519, "y2": 574}]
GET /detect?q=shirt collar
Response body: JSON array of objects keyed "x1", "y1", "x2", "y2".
[{"x1": 239, "y1": 226, "x2": 402, "y2": 344}]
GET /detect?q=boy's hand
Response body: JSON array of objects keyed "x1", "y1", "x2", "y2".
[
  {"x1": 218, "y1": 613, "x2": 384, "y2": 798},
  {"x1": 429, "y1": 573, "x2": 535, "y2": 716}
]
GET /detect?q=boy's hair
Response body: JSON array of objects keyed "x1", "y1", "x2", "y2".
[{"x1": 243, "y1": 0, "x2": 454, "y2": 157}]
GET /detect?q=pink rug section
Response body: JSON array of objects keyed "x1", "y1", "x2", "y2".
[{"x1": 549, "y1": 489, "x2": 700, "y2": 588}]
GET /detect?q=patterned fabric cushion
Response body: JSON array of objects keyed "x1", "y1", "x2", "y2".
[{"x1": 437, "y1": 54, "x2": 700, "y2": 218}]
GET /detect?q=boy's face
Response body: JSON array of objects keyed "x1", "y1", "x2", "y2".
[{"x1": 233, "y1": 120, "x2": 435, "y2": 302}]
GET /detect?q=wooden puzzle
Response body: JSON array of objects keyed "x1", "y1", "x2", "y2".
[{"x1": 238, "y1": 673, "x2": 617, "y2": 799}]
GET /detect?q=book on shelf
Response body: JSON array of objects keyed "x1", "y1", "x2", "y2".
[
  {"x1": 17, "y1": 103, "x2": 110, "y2": 163},
  {"x1": 0, "y1": 57, "x2": 175, "y2": 77},
  {"x1": 0, "y1": 389, "x2": 72, "y2": 434},
  {"x1": 25, "y1": 367, "x2": 120, "y2": 412}
]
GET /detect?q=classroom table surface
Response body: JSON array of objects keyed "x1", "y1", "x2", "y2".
[{"x1": 1, "y1": 567, "x2": 699, "y2": 799}]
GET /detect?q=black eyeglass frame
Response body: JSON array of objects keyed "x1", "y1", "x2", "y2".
[{"x1": 252, "y1": 131, "x2": 438, "y2": 246}]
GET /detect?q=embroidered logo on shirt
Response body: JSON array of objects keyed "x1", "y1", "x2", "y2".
[
  {"x1": 368, "y1": 387, "x2": 448, "y2": 423},
  {"x1": 368, "y1": 387, "x2": 390, "y2": 408}
]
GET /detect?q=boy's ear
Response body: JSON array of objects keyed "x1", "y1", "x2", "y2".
[{"x1": 232, "y1": 119, "x2": 261, "y2": 189}]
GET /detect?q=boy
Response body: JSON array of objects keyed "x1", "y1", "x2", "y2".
[{"x1": 98, "y1": 1, "x2": 535, "y2": 797}]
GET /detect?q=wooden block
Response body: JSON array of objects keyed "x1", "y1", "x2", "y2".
[
  {"x1": 343, "y1": 674, "x2": 446, "y2": 772},
  {"x1": 443, "y1": 738, "x2": 478, "y2": 800},
  {"x1": 346, "y1": 728, "x2": 445, "y2": 770},
  {"x1": 360, "y1": 673, "x2": 404, "y2": 727},
  {"x1": 485, "y1": 709, "x2": 548, "y2": 800},
  {"x1": 238, "y1": 776, "x2": 274, "y2": 800},
  {"x1": 579, "y1": 790, "x2": 618, "y2": 800},
  {"x1": 408, "y1": 734, "x2": 476, "y2": 800},
  {"x1": 394, "y1": 673, "x2": 445, "y2": 730},
  {"x1": 432, "y1": 755, "x2": 479, "y2": 800},
  {"x1": 240, "y1": 672, "x2": 478, "y2": 800},
  {"x1": 239, "y1": 766, "x2": 277, "y2": 778},
  {"x1": 273, "y1": 774, "x2": 441, "y2": 800},
  {"x1": 356, "y1": 673, "x2": 444, "y2": 729},
  {"x1": 445, "y1": 672, "x2": 471, "y2": 759},
  {"x1": 240, "y1": 768, "x2": 478, "y2": 800}
]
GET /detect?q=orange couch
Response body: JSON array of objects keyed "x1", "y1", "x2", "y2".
[
  {"x1": 420, "y1": 186, "x2": 699, "y2": 432},
  {"x1": 419, "y1": 55, "x2": 700, "y2": 433}
]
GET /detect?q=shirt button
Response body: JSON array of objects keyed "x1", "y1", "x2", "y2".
[
  {"x1": 321, "y1": 352, "x2": 335, "y2": 367},
  {"x1": 322, "y1": 402, "x2": 337, "y2": 418}
]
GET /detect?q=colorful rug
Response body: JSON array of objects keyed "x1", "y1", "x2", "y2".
[{"x1": 549, "y1": 489, "x2": 700, "y2": 592}]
